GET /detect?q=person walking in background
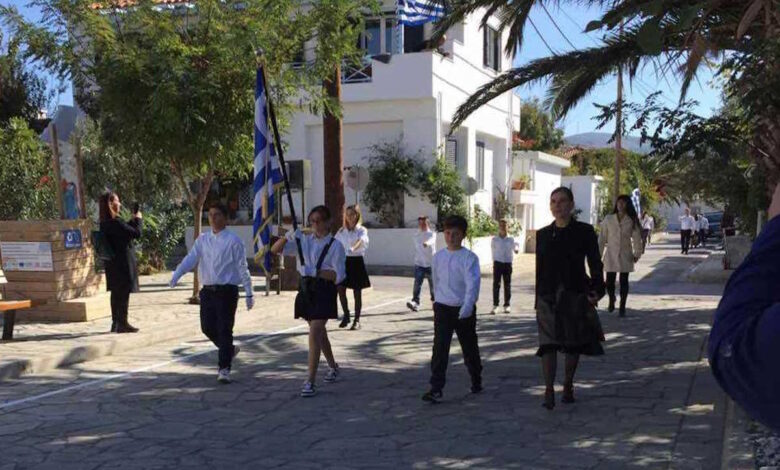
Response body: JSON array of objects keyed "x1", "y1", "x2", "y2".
[
  {"x1": 99, "y1": 191, "x2": 142, "y2": 334},
  {"x1": 698, "y1": 213, "x2": 709, "y2": 248},
  {"x1": 536, "y1": 187, "x2": 605, "y2": 410},
  {"x1": 709, "y1": 183, "x2": 780, "y2": 431},
  {"x1": 169, "y1": 203, "x2": 254, "y2": 384},
  {"x1": 407, "y1": 216, "x2": 436, "y2": 312},
  {"x1": 422, "y1": 215, "x2": 482, "y2": 403},
  {"x1": 491, "y1": 219, "x2": 519, "y2": 314},
  {"x1": 335, "y1": 205, "x2": 371, "y2": 330},
  {"x1": 679, "y1": 208, "x2": 695, "y2": 254},
  {"x1": 272, "y1": 206, "x2": 346, "y2": 398},
  {"x1": 640, "y1": 212, "x2": 655, "y2": 253},
  {"x1": 599, "y1": 195, "x2": 643, "y2": 317},
  {"x1": 691, "y1": 214, "x2": 701, "y2": 248}
]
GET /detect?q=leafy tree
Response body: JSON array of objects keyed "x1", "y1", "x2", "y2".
[
  {"x1": 0, "y1": 30, "x2": 50, "y2": 130},
  {"x1": 0, "y1": 117, "x2": 57, "y2": 220},
  {"x1": 434, "y1": 0, "x2": 780, "y2": 199},
  {"x1": 514, "y1": 98, "x2": 564, "y2": 151},
  {"x1": 362, "y1": 140, "x2": 423, "y2": 227},
  {"x1": 1, "y1": 0, "x2": 340, "y2": 301},
  {"x1": 417, "y1": 157, "x2": 467, "y2": 222}
]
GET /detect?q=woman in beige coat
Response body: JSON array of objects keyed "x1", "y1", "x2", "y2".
[{"x1": 599, "y1": 195, "x2": 643, "y2": 316}]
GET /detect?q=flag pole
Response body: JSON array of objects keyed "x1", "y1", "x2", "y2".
[{"x1": 257, "y1": 52, "x2": 306, "y2": 266}]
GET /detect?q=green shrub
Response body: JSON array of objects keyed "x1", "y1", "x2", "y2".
[
  {"x1": 121, "y1": 203, "x2": 188, "y2": 274},
  {"x1": 417, "y1": 157, "x2": 467, "y2": 223},
  {"x1": 467, "y1": 205, "x2": 498, "y2": 241},
  {"x1": 362, "y1": 140, "x2": 423, "y2": 227}
]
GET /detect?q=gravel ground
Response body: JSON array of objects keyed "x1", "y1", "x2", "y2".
[{"x1": 752, "y1": 422, "x2": 780, "y2": 469}]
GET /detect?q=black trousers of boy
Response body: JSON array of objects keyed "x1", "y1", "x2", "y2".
[
  {"x1": 199, "y1": 285, "x2": 239, "y2": 370},
  {"x1": 430, "y1": 303, "x2": 482, "y2": 392},
  {"x1": 681, "y1": 229, "x2": 692, "y2": 253},
  {"x1": 606, "y1": 272, "x2": 630, "y2": 311},
  {"x1": 492, "y1": 261, "x2": 512, "y2": 307}
]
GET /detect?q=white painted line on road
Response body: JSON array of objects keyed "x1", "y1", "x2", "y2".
[{"x1": 0, "y1": 297, "x2": 406, "y2": 412}]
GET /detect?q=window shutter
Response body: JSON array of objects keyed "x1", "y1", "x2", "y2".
[
  {"x1": 483, "y1": 27, "x2": 489, "y2": 67},
  {"x1": 445, "y1": 139, "x2": 458, "y2": 167}
]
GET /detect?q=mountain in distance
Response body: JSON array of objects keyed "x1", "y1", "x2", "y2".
[{"x1": 564, "y1": 132, "x2": 651, "y2": 154}]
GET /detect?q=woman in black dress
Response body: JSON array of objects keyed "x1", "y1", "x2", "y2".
[
  {"x1": 99, "y1": 191, "x2": 142, "y2": 333},
  {"x1": 535, "y1": 187, "x2": 605, "y2": 409}
]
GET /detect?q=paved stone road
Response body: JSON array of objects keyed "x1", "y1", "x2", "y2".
[{"x1": 0, "y1": 236, "x2": 726, "y2": 469}]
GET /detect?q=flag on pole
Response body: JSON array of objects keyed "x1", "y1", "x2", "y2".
[
  {"x1": 631, "y1": 187, "x2": 641, "y2": 217},
  {"x1": 253, "y1": 68, "x2": 284, "y2": 273},
  {"x1": 397, "y1": 0, "x2": 446, "y2": 26}
]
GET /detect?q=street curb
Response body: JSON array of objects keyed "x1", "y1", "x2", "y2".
[{"x1": 0, "y1": 321, "x2": 204, "y2": 382}]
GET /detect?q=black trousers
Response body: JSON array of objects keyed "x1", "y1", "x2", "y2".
[
  {"x1": 698, "y1": 229, "x2": 707, "y2": 247},
  {"x1": 430, "y1": 303, "x2": 482, "y2": 392},
  {"x1": 110, "y1": 286, "x2": 132, "y2": 326},
  {"x1": 199, "y1": 285, "x2": 239, "y2": 370},
  {"x1": 493, "y1": 262, "x2": 512, "y2": 307},
  {"x1": 681, "y1": 230, "x2": 692, "y2": 253},
  {"x1": 606, "y1": 272, "x2": 630, "y2": 309},
  {"x1": 641, "y1": 229, "x2": 650, "y2": 253}
]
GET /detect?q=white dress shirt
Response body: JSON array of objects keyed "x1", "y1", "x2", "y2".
[
  {"x1": 641, "y1": 215, "x2": 655, "y2": 230},
  {"x1": 284, "y1": 230, "x2": 347, "y2": 284},
  {"x1": 680, "y1": 215, "x2": 695, "y2": 231},
  {"x1": 491, "y1": 235, "x2": 519, "y2": 264},
  {"x1": 699, "y1": 216, "x2": 709, "y2": 230},
  {"x1": 172, "y1": 229, "x2": 253, "y2": 297},
  {"x1": 413, "y1": 230, "x2": 436, "y2": 268},
  {"x1": 335, "y1": 225, "x2": 369, "y2": 257},
  {"x1": 432, "y1": 247, "x2": 481, "y2": 318}
]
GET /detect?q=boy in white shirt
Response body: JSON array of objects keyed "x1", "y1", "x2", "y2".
[
  {"x1": 422, "y1": 215, "x2": 483, "y2": 403},
  {"x1": 407, "y1": 216, "x2": 436, "y2": 312},
  {"x1": 491, "y1": 219, "x2": 519, "y2": 314}
]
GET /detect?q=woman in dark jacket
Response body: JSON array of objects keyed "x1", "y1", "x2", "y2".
[
  {"x1": 535, "y1": 187, "x2": 606, "y2": 410},
  {"x1": 99, "y1": 191, "x2": 142, "y2": 333}
]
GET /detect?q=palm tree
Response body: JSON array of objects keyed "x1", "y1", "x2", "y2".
[{"x1": 434, "y1": 0, "x2": 780, "y2": 193}]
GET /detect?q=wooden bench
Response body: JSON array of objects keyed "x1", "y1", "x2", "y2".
[{"x1": 0, "y1": 300, "x2": 32, "y2": 340}]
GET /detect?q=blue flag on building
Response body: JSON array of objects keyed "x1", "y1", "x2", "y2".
[
  {"x1": 631, "y1": 188, "x2": 641, "y2": 217},
  {"x1": 397, "y1": 0, "x2": 446, "y2": 26},
  {"x1": 253, "y1": 69, "x2": 284, "y2": 273}
]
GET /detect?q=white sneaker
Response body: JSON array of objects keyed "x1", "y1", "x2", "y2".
[
  {"x1": 324, "y1": 367, "x2": 340, "y2": 383},
  {"x1": 406, "y1": 301, "x2": 419, "y2": 312},
  {"x1": 217, "y1": 368, "x2": 231, "y2": 384},
  {"x1": 503, "y1": 306, "x2": 511, "y2": 314},
  {"x1": 491, "y1": 306, "x2": 500, "y2": 315},
  {"x1": 301, "y1": 381, "x2": 317, "y2": 397}
]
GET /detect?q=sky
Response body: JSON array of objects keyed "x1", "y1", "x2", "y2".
[{"x1": 7, "y1": 1, "x2": 722, "y2": 137}]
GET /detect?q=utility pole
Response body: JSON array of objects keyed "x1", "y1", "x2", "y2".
[{"x1": 613, "y1": 22, "x2": 624, "y2": 205}]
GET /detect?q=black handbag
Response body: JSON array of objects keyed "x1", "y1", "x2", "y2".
[
  {"x1": 294, "y1": 237, "x2": 336, "y2": 318},
  {"x1": 554, "y1": 287, "x2": 605, "y2": 348}
]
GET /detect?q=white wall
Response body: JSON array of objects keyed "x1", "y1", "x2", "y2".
[
  {"x1": 532, "y1": 161, "x2": 564, "y2": 230},
  {"x1": 562, "y1": 175, "x2": 604, "y2": 226}
]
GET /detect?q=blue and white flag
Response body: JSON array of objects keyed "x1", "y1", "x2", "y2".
[
  {"x1": 253, "y1": 69, "x2": 284, "y2": 273},
  {"x1": 631, "y1": 188, "x2": 641, "y2": 217},
  {"x1": 397, "y1": 0, "x2": 446, "y2": 26}
]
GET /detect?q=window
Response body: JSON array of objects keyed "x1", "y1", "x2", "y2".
[
  {"x1": 404, "y1": 24, "x2": 425, "y2": 53},
  {"x1": 385, "y1": 18, "x2": 396, "y2": 53},
  {"x1": 359, "y1": 20, "x2": 382, "y2": 56},
  {"x1": 483, "y1": 26, "x2": 500, "y2": 71},
  {"x1": 445, "y1": 139, "x2": 458, "y2": 168},
  {"x1": 476, "y1": 142, "x2": 486, "y2": 189}
]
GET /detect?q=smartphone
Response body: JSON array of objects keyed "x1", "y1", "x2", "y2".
[{"x1": 132, "y1": 202, "x2": 141, "y2": 214}]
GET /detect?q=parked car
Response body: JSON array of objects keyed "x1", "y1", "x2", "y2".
[{"x1": 703, "y1": 211, "x2": 724, "y2": 239}]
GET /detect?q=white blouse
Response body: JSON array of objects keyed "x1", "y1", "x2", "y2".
[
  {"x1": 284, "y1": 230, "x2": 347, "y2": 284},
  {"x1": 335, "y1": 225, "x2": 370, "y2": 257}
]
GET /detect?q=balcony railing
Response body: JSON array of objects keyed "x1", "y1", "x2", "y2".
[{"x1": 342, "y1": 57, "x2": 373, "y2": 84}]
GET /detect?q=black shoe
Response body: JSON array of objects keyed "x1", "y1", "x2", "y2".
[
  {"x1": 619, "y1": 308, "x2": 626, "y2": 317},
  {"x1": 116, "y1": 323, "x2": 139, "y2": 333},
  {"x1": 422, "y1": 390, "x2": 443, "y2": 403},
  {"x1": 339, "y1": 315, "x2": 350, "y2": 328},
  {"x1": 349, "y1": 320, "x2": 361, "y2": 331},
  {"x1": 110, "y1": 321, "x2": 117, "y2": 333},
  {"x1": 471, "y1": 383, "x2": 483, "y2": 394},
  {"x1": 608, "y1": 298, "x2": 615, "y2": 313}
]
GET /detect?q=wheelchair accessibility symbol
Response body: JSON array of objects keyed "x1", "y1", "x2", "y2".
[{"x1": 63, "y1": 229, "x2": 83, "y2": 250}]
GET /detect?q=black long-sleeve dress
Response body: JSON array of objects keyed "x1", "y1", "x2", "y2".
[
  {"x1": 101, "y1": 217, "x2": 142, "y2": 293},
  {"x1": 535, "y1": 220, "x2": 606, "y2": 356}
]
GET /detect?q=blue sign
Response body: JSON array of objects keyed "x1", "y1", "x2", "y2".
[{"x1": 63, "y1": 230, "x2": 83, "y2": 250}]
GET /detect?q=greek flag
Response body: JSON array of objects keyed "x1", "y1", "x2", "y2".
[
  {"x1": 253, "y1": 69, "x2": 284, "y2": 273},
  {"x1": 631, "y1": 188, "x2": 641, "y2": 217},
  {"x1": 397, "y1": 0, "x2": 446, "y2": 26}
]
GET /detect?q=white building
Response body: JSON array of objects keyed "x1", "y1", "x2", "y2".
[
  {"x1": 508, "y1": 151, "x2": 571, "y2": 252},
  {"x1": 561, "y1": 174, "x2": 606, "y2": 226},
  {"x1": 281, "y1": 2, "x2": 522, "y2": 226}
]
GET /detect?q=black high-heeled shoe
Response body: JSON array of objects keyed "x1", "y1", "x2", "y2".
[
  {"x1": 339, "y1": 314, "x2": 350, "y2": 329},
  {"x1": 349, "y1": 320, "x2": 361, "y2": 331},
  {"x1": 608, "y1": 297, "x2": 616, "y2": 313},
  {"x1": 542, "y1": 388, "x2": 555, "y2": 410},
  {"x1": 562, "y1": 384, "x2": 576, "y2": 404}
]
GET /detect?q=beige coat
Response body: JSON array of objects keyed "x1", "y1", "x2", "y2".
[{"x1": 599, "y1": 214, "x2": 643, "y2": 273}]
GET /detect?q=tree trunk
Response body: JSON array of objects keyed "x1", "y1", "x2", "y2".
[
  {"x1": 614, "y1": 60, "x2": 624, "y2": 205},
  {"x1": 323, "y1": 64, "x2": 345, "y2": 232}
]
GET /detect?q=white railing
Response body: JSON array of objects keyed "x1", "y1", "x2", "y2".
[{"x1": 342, "y1": 57, "x2": 373, "y2": 84}]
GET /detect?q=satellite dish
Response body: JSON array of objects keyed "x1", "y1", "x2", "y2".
[
  {"x1": 465, "y1": 177, "x2": 479, "y2": 196},
  {"x1": 346, "y1": 166, "x2": 369, "y2": 192}
]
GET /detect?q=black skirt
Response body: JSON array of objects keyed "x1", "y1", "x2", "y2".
[
  {"x1": 295, "y1": 278, "x2": 338, "y2": 321},
  {"x1": 343, "y1": 256, "x2": 371, "y2": 290}
]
